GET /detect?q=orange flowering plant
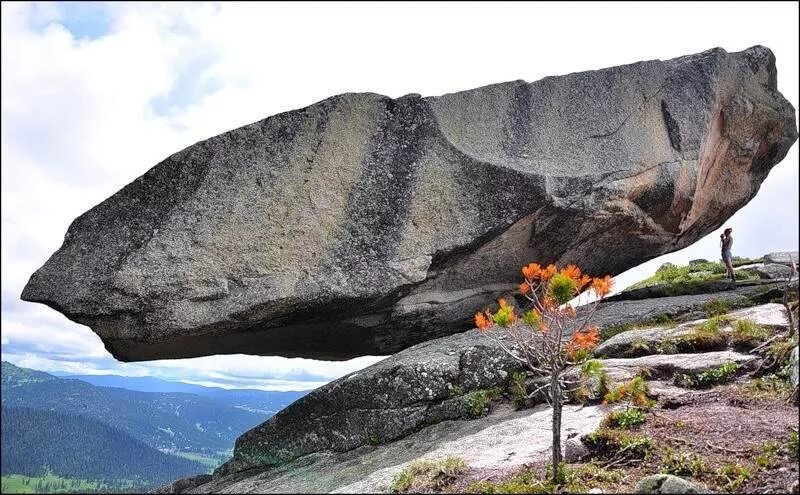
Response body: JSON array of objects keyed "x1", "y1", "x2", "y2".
[{"x1": 473, "y1": 262, "x2": 612, "y2": 482}]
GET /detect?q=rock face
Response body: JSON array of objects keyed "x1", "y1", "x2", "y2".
[
  {"x1": 764, "y1": 251, "x2": 799, "y2": 266},
  {"x1": 213, "y1": 327, "x2": 524, "y2": 476},
  {"x1": 215, "y1": 299, "x2": 775, "y2": 478},
  {"x1": 21, "y1": 46, "x2": 797, "y2": 362}
]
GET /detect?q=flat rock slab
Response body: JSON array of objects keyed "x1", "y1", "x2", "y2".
[
  {"x1": 756, "y1": 263, "x2": 794, "y2": 279},
  {"x1": 727, "y1": 302, "x2": 790, "y2": 327},
  {"x1": 179, "y1": 404, "x2": 605, "y2": 494},
  {"x1": 764, "y1": 252, "x2": 799, "y2": 266},
  {"x1": 590, "y1": 282, "x2": 786, "y2": 331},
  {"x1": 598, "y1": 350, "x2": 757, "y2": 382},
  {"x1": 21, "y1": 46, "x2": 798, "y2": 362},
  {"x1": 594, "y1": 303, "x2": 789, "y2": 358}
]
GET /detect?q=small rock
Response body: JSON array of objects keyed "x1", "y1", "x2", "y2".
[
  {"x1": 791, "y1": 346, "x2": 799, "y2": 389},
  {"x1": 635, "y1": 474, "x2": 704, "y2": 494},
  {"x1": 589, "y1": 488, "x2": 604, "y2": 494},
  {"x1": 753, "y1": 263, "x2": 792, "y2": 279},
  {"x1": 563, "y1": 437, "x2": 590, "y2": 462}
]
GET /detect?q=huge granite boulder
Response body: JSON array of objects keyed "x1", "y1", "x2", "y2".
[{"x1": 22, "y1": 46, "x2": 797, "y2": 361}]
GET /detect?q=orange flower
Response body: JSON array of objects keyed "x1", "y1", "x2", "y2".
[
  {"x1": 541, "y1": 264, "x2": 557, "y2": 281},
  {"x1": 578, "y1": 274, "x2": 592, "y2": 291},
  {"x1": 591, "y1": 275, "x2": 613, "y2": 298},
  {"x1": 560, "y1": 264, "x2": 582, "y2": 283},
  {"x1": 475, "y1": 311, "x2": 492, "y2": 333},
  {"x1": 522, "y1": 263, "x2": 542, "y2": 281},
  {"x1": 519, "y1": 282, "x2": 530, "y2": 295}
]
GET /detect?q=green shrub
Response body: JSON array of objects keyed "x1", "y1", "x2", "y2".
[
  {"x1": 465, "y1": 468, "x2": 546, "y2": 494},
  {"x1": 743, "y1": 374, "x2": 794, "y2": 399},
  {"x1": 604, "y1": 376, "x2": 652, "y2": 408},
  {"x1": 660, "y1": 448, "x2": 707, "y2": 477},
  {"x1": 789, "y1": 428, "x2": 799, "y2": 460},
  {"x1": 549, "y1": 273, "x2": 578, "y2": 305},
  {"x1": 731, "y1": 319, "x2": 769, "y2": 349},
  {"x1": 675, "y1": 362, "x2": 738, "y2": 389},
  {"x1": 390, "y1": 470, "x2": 413, "y2": 493},
  {"x1": 627, "y1": 259, "x2": 758, "y2": 292},
  {"x1": 583, "y1": 428, "x2": 654, "y2": 460},
  {"x1": 508, "y1": 372, "x2": 527, "y2": 409},
  {"x1": 391, "y1": 456, "x2": 469, "y2": 493},
  {"x1": 716, "y1": 463, "x2": 751, "y2": 491},
  {"x1": 465, "y1": 388, "x2": 501, "y2": 418},
  {"x1": 704, "y1": 299, "x2": 732, "y2": 317},
  {"x1": 605, "y1": 408, "x2": 646, "y2": 429},
  {"x1": 675, "y1": 317, "x2": 729, "y2": 351}
]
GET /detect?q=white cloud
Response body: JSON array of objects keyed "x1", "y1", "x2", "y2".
[{"x1": 1, "y1": 2, "x2": 798, "y2": 390}]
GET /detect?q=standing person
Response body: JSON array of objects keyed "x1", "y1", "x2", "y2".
[{"x1": 720, "y1": 227, "x2": 735, "y2": 286}]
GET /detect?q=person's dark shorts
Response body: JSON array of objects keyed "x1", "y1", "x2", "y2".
[{"x1": 722, "y1": 250, "x2": 733, "y2": 263}]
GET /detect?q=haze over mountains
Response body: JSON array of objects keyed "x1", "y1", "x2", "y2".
[{"x1": 0, "y1": 361, "x2": 306, "y2": 492}]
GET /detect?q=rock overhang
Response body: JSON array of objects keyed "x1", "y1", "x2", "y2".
[{"x1": 21, "y1": 45, "x2": 798, "y2": 362}]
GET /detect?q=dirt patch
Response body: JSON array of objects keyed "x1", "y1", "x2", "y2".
[{"x1": 436, "y1": 381, "x2": 798, "y2": 494}]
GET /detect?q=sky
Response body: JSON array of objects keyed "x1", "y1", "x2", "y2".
[{"x1": 1, "y1": 1, "x2": 798, "y2": 391}]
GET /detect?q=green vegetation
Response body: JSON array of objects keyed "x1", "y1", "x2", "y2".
[
  {"x1": 599, "y1": 314, "x2": 674, "y2": 342},
  {"x1": 704, "y1": 298, "x2": 732, "y2": 317},
  {"x1": 583, "y1": 428, "x2": 654, "y2": 460},
  {"x1": 673, "y1": 316, "x2": 731, "y2": 352},
  {"x1": 464, "y1": 463, "x2": 620, "y2": 494},
  {"x1": 675, "y1": 362, "x2": 738, "y2": 388},
  {"x1": 603, "y1": 376, "x2": 653, "y2": 409},
  {"x1": 0, "y1": 407, "x2": 203, "y2": 487},
  {"x1": 659, "y1": 448, "x2": 706, "y2": 477},
  {"x1": 625, "y1": 259, "x2": 760, "y2": 295},
  {"x1": 754, "y1": 440, "x2": 782, "y2": 470},
  {"x1": 390, "y1": 456, "x2": 468, "y2": 493},
  {"x1": 170, "y1": 451, "x2": 224, "y2": 473},
  {"x1": 716, "y1": 462, "x2": 751, "y2": 492},
  {"x1": 0, "y1": 472, "x2": 138, "y2": 494},
  {"x1": 549, "y1": 273, "x2": 578, "y2": 305},
  {"x1": 508, "y1": 372, "x2": 528, "y2": 409},
  {"x1": 742, "y1": 374, "x2": 794, "y2": 399},
  {"x1": 465, "y1": 388, "x2": 501, "y2": 418},
  {"x1": 731, "y1": 319, "x2": 769, "y2": 349},
  {"x1": 604, "y1": 408, "x2": 646, "y2": 429},
  {"x1": 789, "y1": 428, "x2": 799, "y2": 460},
  {"x1": 367, "y1": 434, "x2": 381, "y2": 446}
]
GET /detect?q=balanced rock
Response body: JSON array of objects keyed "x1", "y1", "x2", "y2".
[{"x1": 22, "y1": 46, "x2": 797, "y2": 361}]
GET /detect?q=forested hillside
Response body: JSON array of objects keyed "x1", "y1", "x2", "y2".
[
  {"x1": 1, "y1": 407, "x2": 203, "y2": 489},
  {"x1": 1, "y1": 362, "x2": 266, "y2": 455}
]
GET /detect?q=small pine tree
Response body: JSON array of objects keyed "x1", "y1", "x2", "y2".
[{"x1": 474, "y1": 263, "x2": 611, "y2": 484}]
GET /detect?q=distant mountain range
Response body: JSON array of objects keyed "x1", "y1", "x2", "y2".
[
  {"x1": 53, "y1": 372, "x2": 307, "y2": 415},
  {"x1": 0, "y1": 361, "x2": 309, "y2": 491}
]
